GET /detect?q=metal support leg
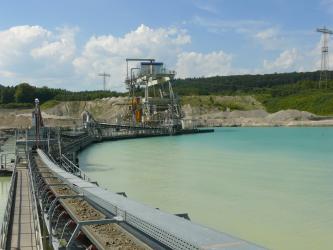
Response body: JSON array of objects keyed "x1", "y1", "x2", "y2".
[
  {"x1": 66, "y1": 224, "x2": 81, "y2": 249},
  {"x1": 45, "y1": 194, "x2": 55, "y2": 211},
  {"x1": 54, "y1": 211, "x2": 67, "y2": 236},
  {"x1": 60, "y1": 219, "x2": 74, "y2": 240},
  {"x1": 48, "y1": 197, "x2": 60, "y2": 218},
  {"x1": 48, "y1": 204, "x2": 61, "y2": 247},
  {"x1": 50, "y1": 204, "x2": 62, "y2": 223}
]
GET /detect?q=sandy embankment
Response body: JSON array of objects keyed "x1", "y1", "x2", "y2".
[
  {"x1": 0, "y1": 97, "x2": 129, "y2": 129},
  {"x1": 182, "y1": 105, "x2": 333, "y2": 127},
  {"x1": 1, "y1": 97, "x2": 333, "y2": 128},
  {"x1": 0, "y1": 109, "x2": 80, "y2": 129}
]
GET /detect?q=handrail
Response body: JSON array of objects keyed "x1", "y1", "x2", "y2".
[
  {"x1": 27, "y1": 153, "x2": 44, "y2": 250},
  {"x1": 61, "y1": 135, "x2": 93, "y2": 152},
  {"x1": 0, "y1": 166, "x2": 17, "y2": 248},
  {"x1": 60, "y1": 154, "x2": 92, "y2": 183}
]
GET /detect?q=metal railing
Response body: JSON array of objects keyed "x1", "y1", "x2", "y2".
[
  {"x1": 60, "y1": 154, "x2": 93, "y2": 183},
  {"x1": 0, "y1": 166, "x2": 17, "y2": 248},
  {"x1": 125, "y1": 211, "x2": 198, "y2": 250},
  {"x1": 27, "y1": 153, "x2": 44, "y2": 250},
  {"x1": 61, "y1": 134, "x2": 93, "y2": 153},
  {"x1": 0, "y1": 153, "x2": 14, "y2": 170}
]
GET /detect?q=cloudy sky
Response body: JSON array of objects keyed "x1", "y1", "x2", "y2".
[{"x1": 0, "y1": 0, "x2": 332, "y2": 91}]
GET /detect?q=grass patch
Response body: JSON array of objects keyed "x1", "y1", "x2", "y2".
[
  {"x1": 0, "y1": 102, "x2": 33, "y2": 109},
  {"x1": 41, "y1": 100, "x2": 60, "y2": 109},
  {"x1": 258, "y1": 89, "x2": 333, "y2": 115},
  {"x1": 181, "y1": 95, "x2": 262, "y2": 111}
]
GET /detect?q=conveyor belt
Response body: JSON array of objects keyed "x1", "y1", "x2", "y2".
[
  {"x1": 35, "y1": 149, "x2": 267, "y2": 250},
  {"x1": 31, "y1": 153, "x2": 156, "y2": 249}
]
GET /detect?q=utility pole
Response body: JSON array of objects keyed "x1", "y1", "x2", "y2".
[
  {"x1": 98, "y1": 72, "x2": 111, "y2": 91},
  {"x1": 317, "y1": 26, "x2": 333, "y2": 88}
]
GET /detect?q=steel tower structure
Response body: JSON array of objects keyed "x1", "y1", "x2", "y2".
[
  {"x1": 125, "y1": 58, "x2": 182, "y2": 131},
  {"x1": 317, "y1": 26, "x2": 333, "y2": 88}
]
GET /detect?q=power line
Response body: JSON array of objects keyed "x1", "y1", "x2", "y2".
[{"x1": 98, "y1": 72, "x2": 111, "y2": 91}]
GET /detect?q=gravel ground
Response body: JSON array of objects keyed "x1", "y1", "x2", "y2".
[
  {"x1": 63, "y1": 198, "x2": 105, "y2": 221},
  {"x1": 62, "y1": 199, "x2": 150, "y2": 249},
  {"x1": 52, "y1": 186, "x2": 76, "y2": 196},
  {"x1": 88, "y1": 224, "x2": 150, "y2": 250}
]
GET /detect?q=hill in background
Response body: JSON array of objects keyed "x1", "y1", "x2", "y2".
[
  {"x1": 1, "y1": 70, "x2": 333, "y2": 116},
  {"x1": 174, "y1": 71, "x2": 333, "y2": 115}
]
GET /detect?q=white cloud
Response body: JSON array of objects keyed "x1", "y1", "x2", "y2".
[
  {"x1": 176, "y1": 50, "x2": 233, "y2": 78},
  {"x1": 256, "y1": 28, "x2": 277, "y2": 40},
  {"x1": 0, "y1": 23, "x2": 326, "y2": 91},
  {"x1": 0, "y1": 25, "x2": 77, "y2": 88},
  {"x1": 190, "y1": 16, "x2": 305, "y2": 53},
  {"x1": 0, "y1": 25, "x2": 50, "y2": 67},
  {"x1": 263, "y1": 48, "x2": 300, "y2": 71},
  {"x1": 0, "y1": 70, "x2": 15, "y2": 78},
  {"x1": 0, "y1": 24, "x2": 194, "y2": 90},
  {"x1": 31, "y1": 27, "x2": 77, "y2": 63},
  {"x1": 253, "y1": 27, "x2": 290, "y2": 50},
  {"x1": 73, "y1": 24, "x2": 191, "y2": 89}
]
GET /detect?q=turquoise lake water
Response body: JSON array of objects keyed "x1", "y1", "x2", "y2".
[
  {"x1": 0, "y1": 177, "x2": 11, "y2": 225},
  {"x1": 77, "y1": 127, "x2": 333, "y2": 250}
]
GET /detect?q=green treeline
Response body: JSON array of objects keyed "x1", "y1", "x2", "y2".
[
  {"x1": 0, "y1": 83, "x2": 124, "y2": 108},
  {"x1": 1, "y1": 71, "x2": 333, "y2": 115},
  {"x1": 172, "y1": 71, "x2": 333, "y2": 115},
  {"x1": 172, "y1": 71, "x2": 326, "y2": 95}
]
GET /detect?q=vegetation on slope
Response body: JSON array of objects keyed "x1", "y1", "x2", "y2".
[
  {"x1": 258, "y1": 90, "x2": 333, "y2": 115},
  {"x1": 1, "y1": 71, "x2": 333, "y2": 115},
  {"x1": 253, "y1": 79, "x2": 333, "y2": 115},
  {"x1": 181, "y1": 95, "x2": 263, "y2": 111},
  {"x1": 0, "y1": 83, "x2": 124, "y2": 108},
  {"x1": 172, "y1": 71, "x2": 324, "y2": 95},
  {"x1": 174, "y1": 72, "x2": 333, "y2": 115}
]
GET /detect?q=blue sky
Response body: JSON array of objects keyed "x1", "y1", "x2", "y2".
[{"x1": 0, "y1": 0, "x2": 332, "y2": 90}]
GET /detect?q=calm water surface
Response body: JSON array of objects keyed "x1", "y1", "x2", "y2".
[
  {"x1": 0, "y1": 177, "x2": 11, "y2": 225},
  {"x1": 79, "y1": 127, "x2": 333, "y2": 250}
]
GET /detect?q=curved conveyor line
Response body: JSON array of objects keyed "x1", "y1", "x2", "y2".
[{"x1": 37, "y1": 149, "x2": 267, "y2": 250}]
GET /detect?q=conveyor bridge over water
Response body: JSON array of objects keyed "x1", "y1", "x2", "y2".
[{"x1": 1, "y1": 126, "x2": 266, "y2": 250}]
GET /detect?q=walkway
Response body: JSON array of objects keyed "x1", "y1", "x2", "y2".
[{"x1": 7, "y1": 163, "x2": 37, "y2": 250}]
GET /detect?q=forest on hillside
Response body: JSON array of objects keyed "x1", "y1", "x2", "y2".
[
  {"x1": 0, "y1": 83, "x2": 123, "y2": 108},
  {"x1": 172, "y1": 71, "x2": 329, "y2": 95},
  {"x1": 172, "y1": 71, "x2": 333, "y2": 115},
  {"x1": 1, "y1": 71, "x2": 333, "y2": 115}
]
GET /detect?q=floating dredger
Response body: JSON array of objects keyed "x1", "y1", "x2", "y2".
[{"x1": 125, "y1": 58, "x2": 183, "y2": 132}]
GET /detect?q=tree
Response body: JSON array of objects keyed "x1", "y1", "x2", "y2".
[
  {"x1": 35, "y1": 86, "x2": 56, "y2": 103},
  {"x1": 15, "y1": 83, "x2": 36, "y2": 103},
  {"x1": 0, "y1": 86, "x2": 15, "y2": 104}
]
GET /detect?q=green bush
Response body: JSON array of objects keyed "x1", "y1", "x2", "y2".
[
  {"x1": 40, "y1": 100, "x2": 60, "y2": 109},
  {"x1": 260, "y1": 89, "x2": 333, "y2": 115},
  {"x1": 0, "y1": 102, "x2": 33, "y2": 109}
]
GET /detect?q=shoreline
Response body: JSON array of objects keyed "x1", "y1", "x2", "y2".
[
  {"x1": 198, "y1": 122, "x2": 333, "y2": 128},
  {"x1": 1, "y1": 122, "x2": 333, "y2": 130},
  {"x1": 187, "y1": 109, "x2": 333, "y2": 128},
  {"x1": 1, "y1": 105, "x2": 333, "y2": 129}
]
